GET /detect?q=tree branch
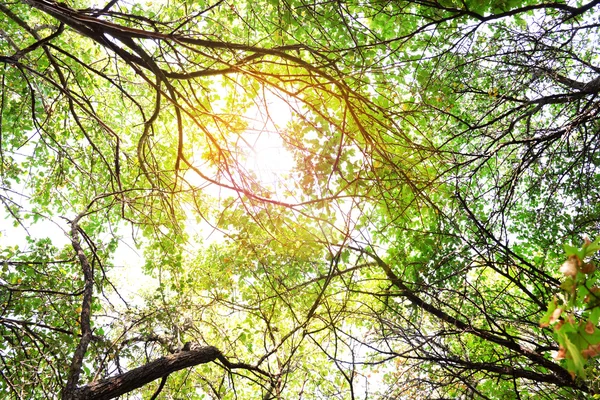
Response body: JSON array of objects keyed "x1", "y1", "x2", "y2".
[
  {"x1": 358, "y1": 248, "x2": 589, "y2": 392},
  {"x1": 61, "y1": 218, "x2": 95, "y2": 400},
  {"x1": 71, "y1": 345, "x2": 264, "y2": 400}
]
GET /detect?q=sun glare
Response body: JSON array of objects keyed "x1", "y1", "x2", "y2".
[
  {"x1": 184, "y1": 84, "x2": 300, "y2": 202},
  {"x1": 238, "y1": 93, "x2": 296, "y2": 190}
]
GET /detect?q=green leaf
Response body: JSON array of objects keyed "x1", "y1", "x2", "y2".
[
  {"x1": 584, "y1": 237, "x2": 600, "y2": 256},
  {"x1": 560, "y1": 331, "x2": 586, "y2": 379},
  {"x1": 591, "y1": 308, "x2": 600, "y2": 326},
  {"x1": 563, "y1": 244, "x2": 584, "y2": 260},
  {"x1": 540, "y1": 297, "x2": 557, "y2": 327}
]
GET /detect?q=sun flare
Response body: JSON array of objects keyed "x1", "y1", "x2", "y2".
[{"x1": 237, "y1": 94, "x2": 296, "y2": 189}]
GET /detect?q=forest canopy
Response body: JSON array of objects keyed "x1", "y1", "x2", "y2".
[{"x1": 2, "y1": 0, "x2": 600, "y2": 398}]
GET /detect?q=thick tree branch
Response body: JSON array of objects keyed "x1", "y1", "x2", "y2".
[
  {"x1": 414, "y1": 355, "x2": 572, "y2": 386},
  {"x1": 71, "y1": 346, "x2": 221, "y2": 400},
  {"x1": 71, "y1": 345, "x2": 268, "y2": 400}
]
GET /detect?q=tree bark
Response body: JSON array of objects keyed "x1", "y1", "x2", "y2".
[{"x1": 69, "y1": 346, "x2": 221, "y2": 400}]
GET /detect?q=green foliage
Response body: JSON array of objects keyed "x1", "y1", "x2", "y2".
[
  {"x1": 2, "y1": 0, "x2": 600, "y2": 398},
  {"x1": 541, "y1": 238, "x2": 600, "y2": 380}
]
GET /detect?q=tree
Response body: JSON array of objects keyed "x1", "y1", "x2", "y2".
[{"x1": 2, "y1": 0, "x2": 600, "y2": 398}]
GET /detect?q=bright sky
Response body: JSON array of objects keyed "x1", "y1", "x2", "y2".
[{"x1": 236, "y1": 91, "x2": 296, "y2": 185}]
